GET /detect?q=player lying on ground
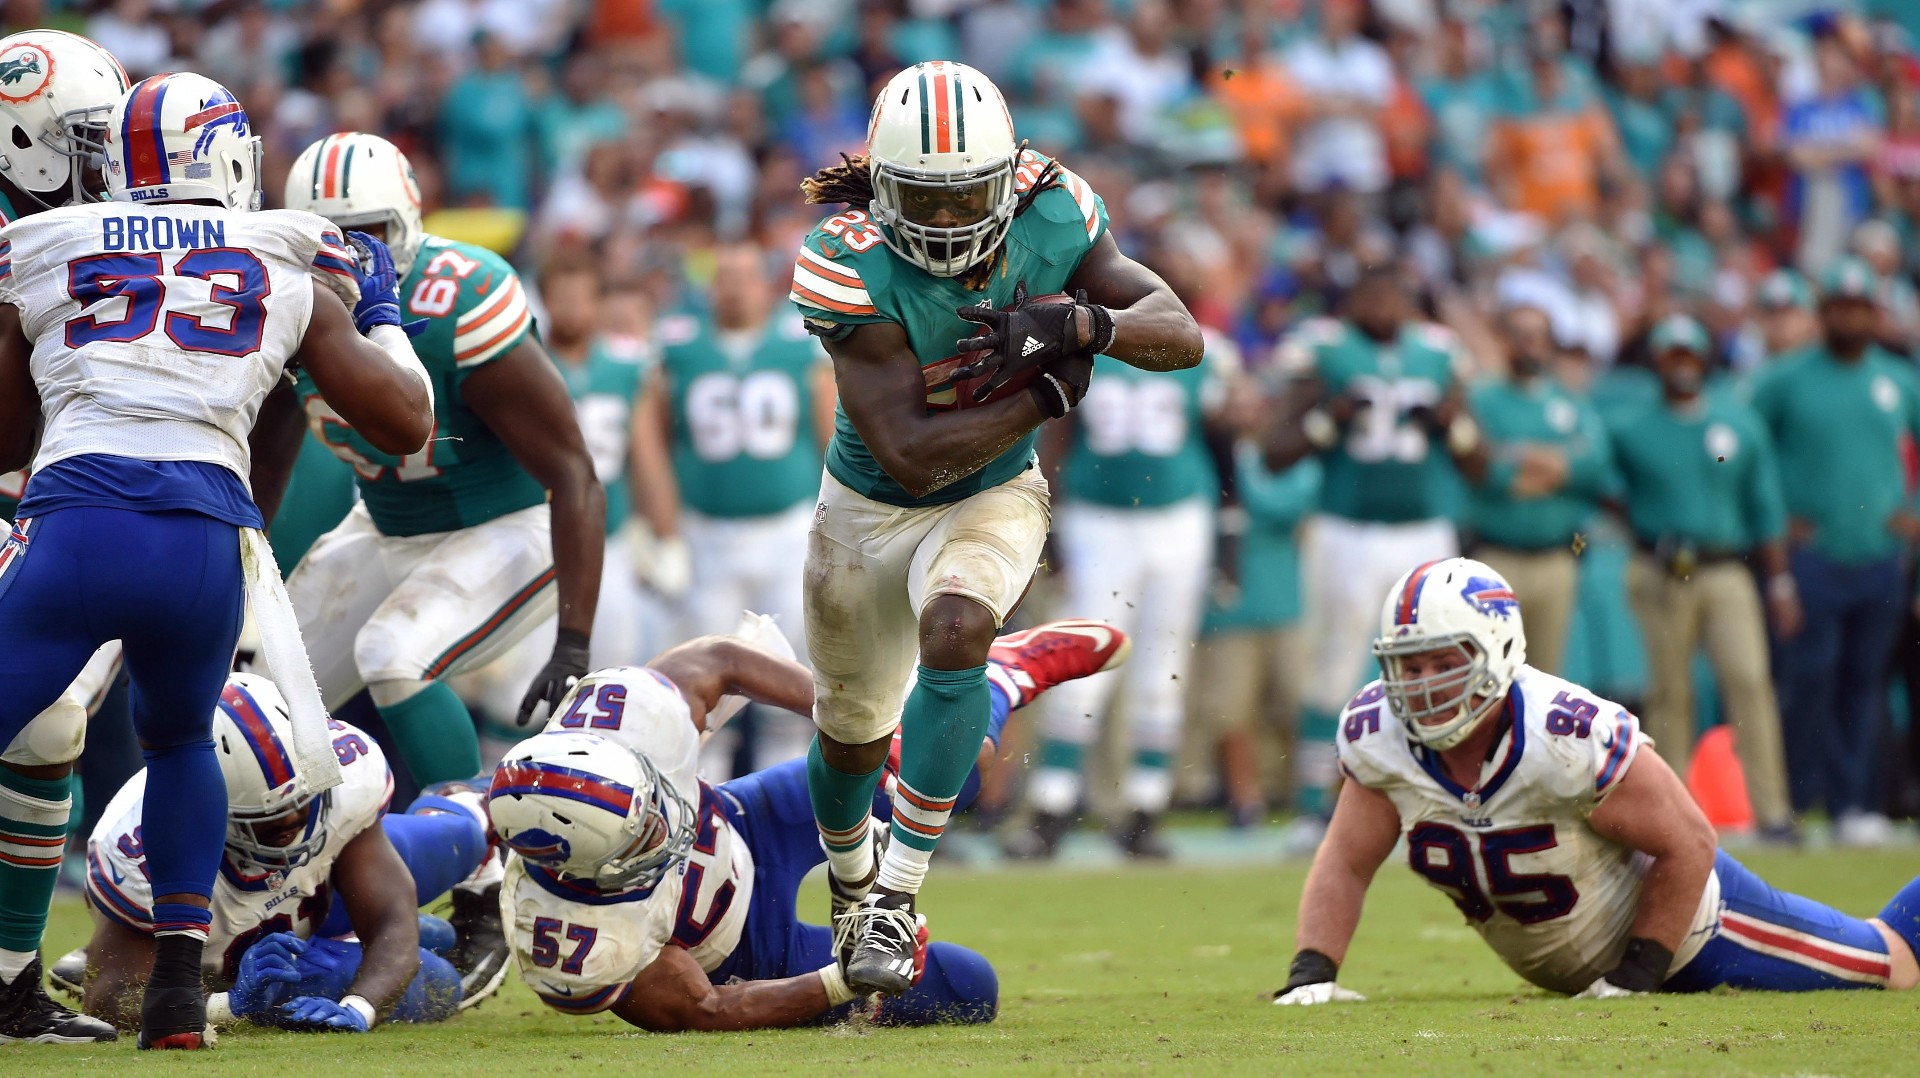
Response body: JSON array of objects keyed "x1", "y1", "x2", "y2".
[
  {"x1": 1275, "y1": 557, "x2": 1920, "y2": 1004},
  {"x1": 58, "y1": 674, "x2": 498, "y2": 1033},
  {"x1": 482, "y1": 617, "x2": 1128, "y2": 1031},
  {"x1": 0, "y1": 71, "x2": 433, "y2": 1048}
]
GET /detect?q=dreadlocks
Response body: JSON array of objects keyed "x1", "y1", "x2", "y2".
[{"x1": 800, "y1": 153, "x2": 875, "y2": 206}]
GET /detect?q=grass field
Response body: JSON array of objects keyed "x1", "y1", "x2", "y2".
[{"x1": 22, "y1": 847, "x2": 1920, "y2": 1075}]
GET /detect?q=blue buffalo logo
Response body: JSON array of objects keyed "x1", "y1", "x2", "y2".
[
  {"x1": 504, "y1": 827, "x2": 572, "y2": 864},
  {"x1": 1459, "y1": 576, "x2": 1519, "y2": 619},
  {"x1": 0, "y1": 54, "x2": 41, "y2": 86}
]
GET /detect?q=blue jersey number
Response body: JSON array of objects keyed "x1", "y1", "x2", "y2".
[
  {"x1": 65, "y1": 248, "x2": 269, "y2": 355},
  {"x1": 1408, "y1": 822, "x2": 1579, "y2": 924},
  {"x1": 556, "y1": 685, "x2": 627, "y2": 730},
  {"x1": 529, "y1": 917, "x2": 597, "y2": 975}
]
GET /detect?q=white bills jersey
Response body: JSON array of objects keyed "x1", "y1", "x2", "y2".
[
  {"x1": 504, "y1": 667, "x2": 754, "y2": 1014},
  {"x1": 1336, "y1": 665, "x2": 1719, "y2": 993},
  {"x1": 0, "y1": 201, "x2": 360, "y2": 486},
  {"x1": 84, "y1": 718, "x2": 392, "y2": 986}
]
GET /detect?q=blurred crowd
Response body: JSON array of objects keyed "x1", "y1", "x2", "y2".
[{"x1": 22, "y1": 0, "x2": 1920, "y2": 852}]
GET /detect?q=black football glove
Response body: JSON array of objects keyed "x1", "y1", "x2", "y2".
[
  {"x1": 516, "y1": 629, "x2": 592, "y2": 726},
  {"x1": 954, "y1": 281, "x2": 1100, "y2": 403}
]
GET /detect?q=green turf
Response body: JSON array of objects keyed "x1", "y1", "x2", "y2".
[{"x1": 21, "y1": 849, "x2": 1920, "y2": 1075}]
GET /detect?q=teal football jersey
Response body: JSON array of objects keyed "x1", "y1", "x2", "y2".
[
  {"x1": 1279, "y1": 317, "x2": 1466, "y2": 523},
  {"x1": 657, "y1": 309, "x2": 826, "y2": 518},
  {"x1": 297, "y1": 236, "x2": 547, "y2": 537},
  {"x1": 1060, "y1": 343, "x2": 1224, "y2": 508},
  {"x1": 789, "y1": 150, "x2": 1108, "y2": 508},
  {"x1": 556, "y1": 335, "x2": 647, "y2": 534}
]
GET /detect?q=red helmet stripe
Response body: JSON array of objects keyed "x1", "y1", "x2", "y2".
[
  {"x1": 322, "y1": 138, "x2": 344, "y2": 199},
  {"x1": 932, "y1": 72, "x2": 953, "y2": 153},
  {"x1": 120, "y1": 75, "x2": 171, "y2": 189},
  {"x1": 1395, "y1": 560, "x2": 1443, "y2": 625},
  {"x1": 220, "y1": 683, "x2": 295, "y2": 789}
]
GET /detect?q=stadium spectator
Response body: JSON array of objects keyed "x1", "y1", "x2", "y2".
[
  {"x1": 1281, "y1": 0, "x2": 1393, "y2": 197},
  {"x1": 1783, "y1": 35, "x2": 1884, "y2": 274},
  {"x1": 1609, "y1": 315, "x2": 1797, "y2": 843},
  {"x1": 1465, "y1": 303, "x2": 1614, "y2": 675},
  {"x1": 1751, "y1": 260, "x2": 1920, "y2": 846}
]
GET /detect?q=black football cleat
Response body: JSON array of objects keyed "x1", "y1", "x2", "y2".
[
  {"x1": 450, "y1": 882, "x2": 510, "y2": 1009},
  {"x1": 844, "y1": 892, "x2": 927, "y2": 995},
  {"x1": 0, "y1": 957, "x2": 116, "y2": 1044}
]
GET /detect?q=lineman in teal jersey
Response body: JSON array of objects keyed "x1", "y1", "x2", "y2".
[
  {"x1": 278, "y1": 134, "x2": 606, "y2": 783},
  {"x1": 1016, "y1": 330, "x2": 1237, "y2": 859},
  {"x1": 1465, "y1": 303, "x2": 1615, "y2": 675},
  {"x1": 0, "y1": 28, "x2": 128, "y2": 1045},
  {"x1": 1263, "y1": 268, "x2": 1482, "y2": 815},
  {"x1": 629, "y1": 243, "x2": 834, "y2": 777},
  {"x1": 789, "y1": 62, "x2": 1203, "y2": 993}
]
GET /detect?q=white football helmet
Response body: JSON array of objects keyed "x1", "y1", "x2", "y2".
[
  {"x1": 1371, "y1": 557, "x2": 1528, "y2": 751},
  {"x1": 0, "y1": 30, "x2": 128, "y2": 210},
  {"x1": 102, "y1": 71, "x2": 260, "y2": 211},
  {"x1": 284, "y1": 132, "x2": 425, "y2": 277},
  {"x1": 865, "y1": 60, "x2": 1019, "y2": 277},
  {"x1": 211, "y1": 673, "x2": 331, "y2": 870},
  {"x1": 488, "y1": 731, "x2": 695, "y2": 892}
]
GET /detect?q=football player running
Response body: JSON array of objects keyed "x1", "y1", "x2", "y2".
[
  {"x1": 65, "y1": 674, "x2": 491, "y2": 1033},
  {"x1": 1274, "y1": 557, "x2": 1920, "y2": 1005},
  {"x1": 274, "y1": 132, "x2": 606, "y2": 791},
  {"x1": 486, "y1": 617, "x2": 1129, "y2": 1030},
  {"x1": 790, "y1": 60, "x2": 1202, "y2": 994},
  {"x1": 0, "y1": 72, "x2": 432, "y2": 1047},
  {"x1": 0, "y1": 28, "x2": 131, "y2": 1046}
]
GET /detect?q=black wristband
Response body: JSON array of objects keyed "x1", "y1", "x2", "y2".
[
  {"x1": 1082, "y1": 302, "x2": 1115, "y2": 355},
  {"x1": 553, "y1": 628, "x2": 592, "y2": 661},
  {"x1": 1281, "y1": 949, "x2": 1340, "y2": 993},
  {"x1": 1604, "y1": 937, "x2": 1673, "y2": 993},
  {"x1": 1029, "y1": 373, "x2": 1074, "y2": 419}
]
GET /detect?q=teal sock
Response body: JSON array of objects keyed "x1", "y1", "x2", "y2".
[
  {"x1": 807, "y1": 736, "x2": 886, "y2": 882},
  {"x1": 1295, "y1": 707, "x2": 1341, "y2": 817},
  {"x1": 1038, "y1": 738, "x2": 1085, "y2": 772},
  {"x1": 376, "y1": 681, "x2": 482, "y2": 787},
  {"x1": 888, "y1": 664, "x2": 990, "y2": 857},
  {"x1": 66, "y1": 771, "x2": 84, "y2": 839},
  {"x1": 0, "y1": 768, "x2": 73, "y2": 954}
]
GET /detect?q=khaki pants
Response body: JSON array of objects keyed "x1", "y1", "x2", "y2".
[
  {"x1": 1177, "y1": 626, "x2": 1305, "y2": 805},
  {"x1": 1625, "y1": 555, "x2": 1791, "y2": 828},
  {"x1": 1475, "y1": 546, "x2": 1578, "y2": 676}
]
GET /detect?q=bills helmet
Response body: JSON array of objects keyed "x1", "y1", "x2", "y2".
[
  {"x1": 212, "y1": 674, "x2": 331, "y2": 870},
  {"x1": 1372, "y1": 558, "x2": 1528, "y2": 751},
  {"x1": 284, "y1": 132, "x2": 425, "y2": 277},
  {"x1": 0, "y1": 30, "x2": 128, "y2": 210},
  {"x1": 103, "y1": 71, "x2": 260, "y2": 211},
  {"x1": 488, "y1": 731, "x2": 695, "y2": 892},
  {"x1": 866, "y1": 60, "x2": 1019, "y2": 277}
]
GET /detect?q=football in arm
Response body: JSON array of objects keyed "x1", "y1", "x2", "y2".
[{"x1": 922, "y1": 293, "x2": 1076, "y2": 411}]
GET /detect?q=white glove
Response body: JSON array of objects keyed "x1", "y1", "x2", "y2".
[
  {"x1": 1572, "y1": 977, "x2": 1643, "y2": 1000},
  {"x1": 624, "y1": 522, "x2": 693, "y2": 601},
  {"x1": 1272, "y1": 981, "x2": 1366, "y2": 1006}
]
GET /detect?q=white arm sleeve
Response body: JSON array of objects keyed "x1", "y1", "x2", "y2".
[{"x1": 367, "y1": 322, "x2": 435, "y2": 415}]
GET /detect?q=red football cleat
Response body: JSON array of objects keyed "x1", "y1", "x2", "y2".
[{"x1": 987, "y1": 619, "x2": 1131, "y2": 707}]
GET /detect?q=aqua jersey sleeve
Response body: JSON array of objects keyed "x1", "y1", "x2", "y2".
[
  {"x1": 789, "y1": 223, "x2": 889, "y2": 340},
  {"x1": 448, "y1": 255, "x2": 533, "y2": 373}
]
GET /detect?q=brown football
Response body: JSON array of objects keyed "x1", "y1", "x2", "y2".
[{"x1": 922, "y1": 293, "x2": 1076, "y2": 411}]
